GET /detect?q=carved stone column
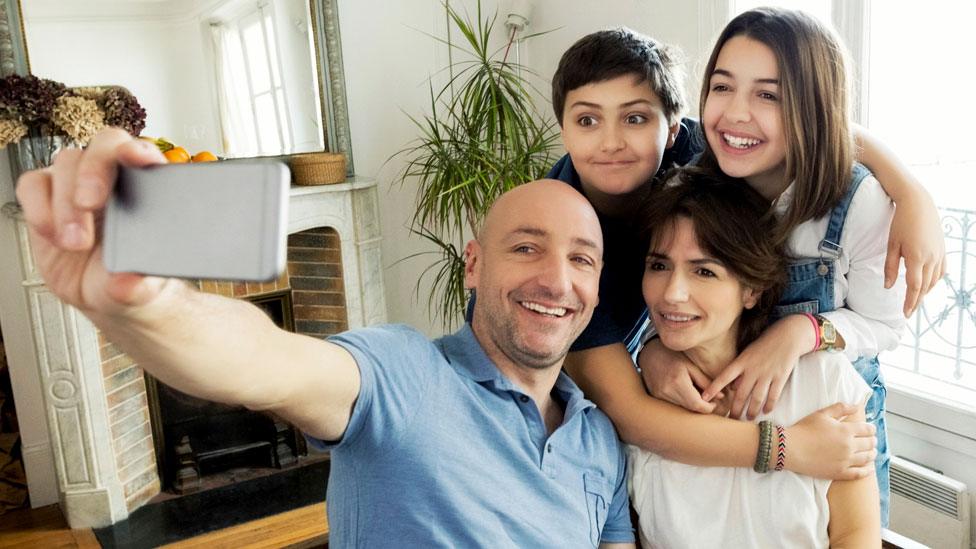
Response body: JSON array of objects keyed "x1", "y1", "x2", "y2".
[{"x1": 10, "y1": 209, "x2": 129, "y2": 527}]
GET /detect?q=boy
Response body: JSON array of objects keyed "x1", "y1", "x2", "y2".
[{"x1": 547, "y1": 28, "x2": 698, "y2": 354}]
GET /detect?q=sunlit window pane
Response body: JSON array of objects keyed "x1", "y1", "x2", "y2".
[
  {"x1": 242, "y1": 14, "x2": 270, "y2": 93},
  {"x1": 276, "y1": 90, "x2": 292, "y2": 151},
  {"x1": 254, "y1": 92, "x2": 281, "y2": 153},
  {"x1": 265, "y1": 13, "x2": 282, "y2": 87},
  {"x1": 867, "y1": 3, "x2": 976, "y2": 210}
]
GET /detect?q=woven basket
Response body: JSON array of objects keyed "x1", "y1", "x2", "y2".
[{"x1": 290, "y1": 152, "x2": 347, "y2": 185}]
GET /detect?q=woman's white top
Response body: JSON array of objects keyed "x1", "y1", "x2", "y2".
[
  {"x1": 776, "y1": 174, "x2": 905, "y2": 361},
  {"x1": 627, "y1": 352, "x2": 871, "y2": 549}
]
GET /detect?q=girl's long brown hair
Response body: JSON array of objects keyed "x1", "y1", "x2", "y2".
[{"x1": 697, "y1": 7, "x2": 854, "y2": 247}]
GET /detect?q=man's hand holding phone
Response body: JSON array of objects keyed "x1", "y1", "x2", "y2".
[
  {"x1": 16, "y1": 129, "x2": 172, "y2": 315},
  {"x1": 15, "y1": 128, "x2": 289, "y2": 317}
]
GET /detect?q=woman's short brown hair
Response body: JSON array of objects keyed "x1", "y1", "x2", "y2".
[{"x1": 641, "y1": 167, "x2": 787, "y2": 350}]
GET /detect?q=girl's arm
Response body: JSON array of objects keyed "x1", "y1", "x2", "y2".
[
  {"x1": 821, "y1": 176, "x2": 907, "y2": 361},
  {"x1": 700, "y1": 177, "x2": 906, "y2": 416},
  {"x1": 854, "y1": 125, "x2": 946, "y2": 316},
  {"x1": 825, "y1": 407, "x2": 882, "y2": 548},
  {"x1": 563, "y1": 343, "x2": 877, "y2": 479}
]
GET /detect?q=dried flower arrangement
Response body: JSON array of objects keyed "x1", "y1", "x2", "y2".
[{"x1": 0, "y1": 74, "x2": 146, "y2": 168}]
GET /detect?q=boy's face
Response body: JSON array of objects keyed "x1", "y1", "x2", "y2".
[{"x1": 561, "y1": 74, "x2": 678, "y2": 208}]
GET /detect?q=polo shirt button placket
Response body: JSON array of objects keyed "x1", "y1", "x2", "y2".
[{"x1": 545, "y1": 444, "x2": 556, "y2": 478}]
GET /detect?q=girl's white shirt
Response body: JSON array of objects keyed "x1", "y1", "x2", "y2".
[
  {"x1": 774, "y1": 174, "x2": 907, "y2": 361},
  {"x1": 627, "y1": 351, "x2": 872, "y2": 549}
]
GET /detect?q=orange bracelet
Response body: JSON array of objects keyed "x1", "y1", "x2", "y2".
[{"x1": 801, "y1": 312, "x2": 820, "y2": 352}]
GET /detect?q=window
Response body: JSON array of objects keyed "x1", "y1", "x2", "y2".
[
  {"x1": 212, "y1": 3, "x2": 294, "y2": 157},
  {"x1": 729, "y1": 1, "x2": 976, "y2": 416},
  {"x1": 862, "y1": 2, "x2": 976, "y2": 413}
]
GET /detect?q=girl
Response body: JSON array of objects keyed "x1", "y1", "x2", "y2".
[
  {"x1": 628, "y1": 169, "x2": 879, "y2": 548},
  {"x1": 638, "y1": 6, "x2": 904, "y2": 525}
]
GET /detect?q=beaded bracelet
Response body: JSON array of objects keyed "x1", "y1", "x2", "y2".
[
  {"x1": 753, "y1": 420, "x2": 773, "y2": 473},
  {"x1": 774, "y1": 425, "x2": 787, "y2": 471}
]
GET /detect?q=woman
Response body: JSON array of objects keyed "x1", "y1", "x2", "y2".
[{"x1": 628, "y1": 169, "x2": 879, "y2": 548}]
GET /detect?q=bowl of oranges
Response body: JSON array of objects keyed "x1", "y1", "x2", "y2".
[{"x1": 141, "y1": 136, "x2": 218, "y2": 163}]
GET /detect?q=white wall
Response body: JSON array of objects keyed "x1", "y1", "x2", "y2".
[
  {"x1": 525, "y1": 1, "x2": 722, "y2": 121},
  {"x1": 336, "y1": 0, "x2": 485, "y2": 336}
]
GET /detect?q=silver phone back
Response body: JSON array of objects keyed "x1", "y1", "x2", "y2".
[{"x1": 103, "y1": 161, "x2": 289, "y2": 281}]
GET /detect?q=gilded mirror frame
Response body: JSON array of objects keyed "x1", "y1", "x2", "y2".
[{"x1": 1, "y1": 0, "x2": 354, "y2": 180}]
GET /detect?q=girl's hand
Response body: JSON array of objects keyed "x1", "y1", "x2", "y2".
[
  {"x1": 702, "y1": 314, "x2": 815, "y2": 419},
  {"x1": 884, "y1": 190, "x2": 947, "y2": 317},
  {"x1": 638, "y1": 338, "x2": 718, "y2": 414},
  {"x1": 784, "y1": 402, "x2": 877, "y2": 480}
]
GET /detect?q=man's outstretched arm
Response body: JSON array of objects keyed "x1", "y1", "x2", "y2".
[{"x1": 16, "y1": 128, "x2": 361, "y2": 442}]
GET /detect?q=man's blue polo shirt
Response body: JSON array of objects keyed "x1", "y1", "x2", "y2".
[{"x1": 310, "y1": 324, "x2": 634, "y2": 547}]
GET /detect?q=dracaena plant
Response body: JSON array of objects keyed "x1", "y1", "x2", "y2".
[{"x1": 393, "y1": 0, "x2": 559, "y2": 327}]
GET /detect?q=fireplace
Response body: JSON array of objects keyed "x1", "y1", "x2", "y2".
[
  {"x1": 2, "y1": 180, "x2": 386, "y2": 527},
  {"x1": 147, "y1": 290, "x2": 307, "y2": 495}
]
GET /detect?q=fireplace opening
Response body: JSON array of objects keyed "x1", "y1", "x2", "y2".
[
  {"x1": 0, "y1": 328, "x2": 29, "y2": 515},
  {"x1": 146, "y1": 289, "x2": 320, "y2": 496}
]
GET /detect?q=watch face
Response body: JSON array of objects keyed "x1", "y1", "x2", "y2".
[
  {"x1": 823, "y1": 322, "x2": 836, "y2": 343},
  {"x1": 817, "y1": 315, "x2": 837, "y2": 347}
]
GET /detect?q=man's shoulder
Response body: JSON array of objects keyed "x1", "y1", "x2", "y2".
[
  {"x1": 331, "y1": 323, "x2": 427, "y2": 341},
  {"x1": 328, "y1": 324, "x2": 436, "y2": 357}
]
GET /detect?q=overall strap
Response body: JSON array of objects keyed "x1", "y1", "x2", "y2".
[{"x1": 819, "y1": 163, "x2": 871, "y2": 260}]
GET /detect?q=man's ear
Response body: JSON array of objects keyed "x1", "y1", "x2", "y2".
[
  {"x1": 742, "y1": 287, "x2": 761, "y2": 310},
  {"x1": 463, "y1": 240, "x2": 480, "y2": 290},
  {"x1": 666, "y1": 121, "x2": 681, "y2": 149}
]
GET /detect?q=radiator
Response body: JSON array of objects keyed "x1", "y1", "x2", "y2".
[{"x1": 889, "y1": 455, "x2": 971, "y2": 549}]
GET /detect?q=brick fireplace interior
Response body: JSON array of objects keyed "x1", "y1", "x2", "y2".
[{"x1": 99, "y1": 226, "x2": 349, "y2": 509}]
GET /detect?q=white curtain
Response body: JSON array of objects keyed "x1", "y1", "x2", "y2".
[{"x1": 210, "y1": 23, "x2": 258, "y2": 157}]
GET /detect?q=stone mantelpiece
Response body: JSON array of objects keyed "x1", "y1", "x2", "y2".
[{"x1": 0, "y1": 178, "x2": 386, "y2": 527}]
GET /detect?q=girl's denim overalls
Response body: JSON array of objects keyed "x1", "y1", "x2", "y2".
[{"x1": 772, "y1": 163, "x2": 890, "y2": 526}]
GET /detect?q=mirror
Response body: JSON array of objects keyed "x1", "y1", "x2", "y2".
[{"x1": 8, "y1": 0, "x2": 351, "y2": 165}]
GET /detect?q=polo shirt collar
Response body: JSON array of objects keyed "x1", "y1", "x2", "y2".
[{"x1": 437, "y1": 324, "x2": 596, "y2": 417}]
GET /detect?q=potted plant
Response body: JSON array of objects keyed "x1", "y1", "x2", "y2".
[{"x1": 394, "y1": 0, "x2": 559, "y2": 326}]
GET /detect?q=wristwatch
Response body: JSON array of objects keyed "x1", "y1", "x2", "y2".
[{"x1": 814, "y1": 314, "x2": 839, "y2": 352}]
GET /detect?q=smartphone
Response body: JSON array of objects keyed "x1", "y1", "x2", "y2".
[{"x1": 103, "y1": 161, "x2": 290, "y2": 281}]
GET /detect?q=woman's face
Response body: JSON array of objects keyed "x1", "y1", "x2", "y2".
[
  {"x1": 702, "y1": 35, "x2": 789, "y2": 198},
  {"x1": 642, "y1": 216, "x2": 759, "y2": 355}
]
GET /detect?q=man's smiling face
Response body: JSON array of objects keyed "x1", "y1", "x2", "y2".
[{"x1": 465, "y1": 180, "x2": 603, "y2": 371}]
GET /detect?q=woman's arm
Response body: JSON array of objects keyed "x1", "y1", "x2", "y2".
[
  {"x1": 564, "y1": 344, "x2": 876, "y2": 478},
  {"x1": 825, "y1": 407, "x2": 881, "y2": 548},
  {"x1": 854, "y1": 125, "x2": 946, "y2": 315}
]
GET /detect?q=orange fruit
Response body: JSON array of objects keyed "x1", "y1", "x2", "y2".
[
  {"x1": 164, "y1": 146, "x2": 191, "y2": 163},
  {"x1": 191, "y1": 151, "x2": 218, "y2": 162}
]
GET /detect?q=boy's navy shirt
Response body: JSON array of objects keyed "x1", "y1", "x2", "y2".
[
  {"x1": 464, "y1": 118, "x2": 703, "y2": 353},
  {"x1": 550, "y1": 117, "x2": 703, "y2": 353}
]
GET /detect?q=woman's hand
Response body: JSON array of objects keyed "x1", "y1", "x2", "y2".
[
  {"x1": 885, "y1": 189, "x2": 946, "y2": 316},
  {"x1": 785, "y1": 402, "x2": 877, "y2": 480},
  {"x1": 16, "y1": 128, "x2": 169, "y2": 315},
  {"x1": 638, "y1": 338, "x2": 718, "y2": 414},
  {"x1": 702, "y1": 314, "x2": 815, "y2": 419}
]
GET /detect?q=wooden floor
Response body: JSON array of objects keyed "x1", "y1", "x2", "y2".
[{"x1": 0, "y1": 502, "x2": 328, "y2": 548}]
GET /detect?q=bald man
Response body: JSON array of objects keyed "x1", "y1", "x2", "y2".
[{"x1": 17, "y1": 129, "x2": 636, "y2": 548}]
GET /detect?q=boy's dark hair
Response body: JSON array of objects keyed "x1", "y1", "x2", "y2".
[
  {"x1": 640, "y1": 167, "x2": 787, "y2": 352},
  {"x1": 551, "y1": 28, "x2": 686, "y2": 126}
]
